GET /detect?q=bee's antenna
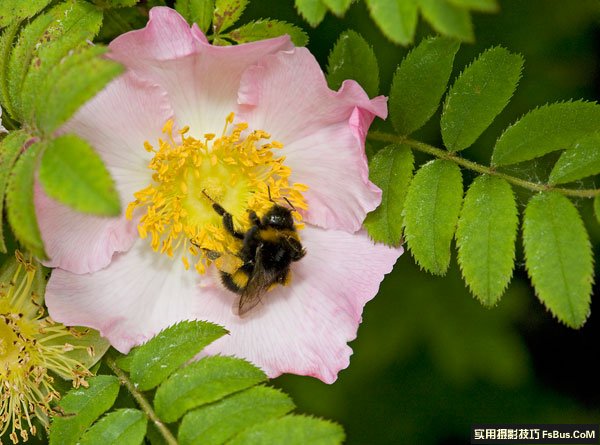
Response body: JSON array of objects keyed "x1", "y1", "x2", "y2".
[
  {"x1": 202, "y1": 189, "x2": 216, "y2": 203},
  {"x1": 283, "y1": 196, "x2": 296, "y2": 211},
  {"x1": 267, "y1": 185, "x2": 273, "y2": 202}
]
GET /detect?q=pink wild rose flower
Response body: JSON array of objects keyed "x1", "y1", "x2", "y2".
[{"x1": 35, "y1": 7, "x2": 402, "y2": 383}]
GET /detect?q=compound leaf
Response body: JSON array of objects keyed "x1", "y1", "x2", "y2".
[
  {"x1": 49, "y1": 375, "x2": 120, "y2": 445},
  {"x1": 403, "y1": 160, "x2": 463, "y2": 275},
  {"x1": 548, "y1": 134, "x2": 600, "y2": 184},
  {"x1": 0, "y1": 0, "x2": 52, "y2": 28},
  {"x1": 79, "y1": 409, "x2": 147, "y2": 445},
  {"x1": 0, "y1": 130, "x2": 29, "y2": 252},
  {"x1": 321, "y1": 0, "x2": 352, "y2": 16},
  {"x1": 456, "y1": 176, "x2": 518, "y2": 305},
  {"x1": 39, "y1": 134, "x2": 120, "y2": 216},
  {"x1": 418, "y1": 0, "x2": 474, "y2": 42},
  {"x1": 130, "y1": 320, "x2": 227, "y2": 391},
  {"x1": 213, "y1": 0, "x2": 248, "y2": 34},
  {"x1": 175, "y1": 0, "x2": 216, "y2": 32},
  {"x1": 178, "y1": 386, "x2": 295, "y2": 445},
  {"x1": 294, "y1": 0, "x2": 327, "y2": 27},
  {"x1": 492, "y1": 101, "x2": 600, "y2": 166},
  {"x1": 390, "y1": 36, "x2": 460, "y2": 135},
  {"x1": 154, "y1": 356, "x2": 267, "y2": 423},
  {"x1": 523, "y1": 192, "x2": 593, "y2": 328},
  {"x1": 228, "y1": 19, "x2": 308, "y2": 47},
  {"x1": 365, "y1": 0, "x2": 418, "y2": 46},
  {"x1": 441, "y1": 47, "x2": 523, "y2": 151},
  {"x1": 364, "y1": 145, "x2": 414, "y2": 245},
  {"x1": 6, "y1": 140, "x2": 45, "y2": 258},
  {"x1": 327, "y1": 30, "x2": 378, "y2": 97},
  {"x1": 228, "y1": 415, "x2": 345, "y2": 445}
]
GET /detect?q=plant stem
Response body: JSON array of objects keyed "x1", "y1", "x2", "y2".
[
  {"x1": 368, "y1": 131, "x2": 600, "y2": 198},
  {"x1": 106, "y1": 356, "x2": 178, "y2": 445}
]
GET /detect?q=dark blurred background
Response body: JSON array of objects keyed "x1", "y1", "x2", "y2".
[{"x1": 237, "y1": 1, "x2": 600, "y2": 443}]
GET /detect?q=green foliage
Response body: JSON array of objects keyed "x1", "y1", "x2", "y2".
[
  {"x1": 402, "y1": 160, "x2": 463, "y2": 275},
  {"x1": 321, "y1": 0, "x2": 352, "y2": 16},
  {"x1": 5, "y1": 140, "x2": 45, "y2": 258},
  {"x1": 418, "y1": 0, "x2": 474, "y2": 42},
  {"x1": 492, "y1": 101, "x2": 600, "y2": 166},
  {"x1": 523, "y1": 192, "x2": 593, "y2": 328},
  {"x1": 130, "y1": 320, "x2": 227, "y2": 391},
  {"x1": 0, "y1": 130, "x2": 29, "y2": 252},
  {"x1": 364, "y1": 0, "x2": 418, "y2": 46},
  {"x1": 79, "y1": 409, "x2": 147, "y2": 445},
  {"x1": 326, "y1": 30, "x2": 379, "y2": 97},
  {"x1": 548, "y1": 134, "x2": 600, "y2": 184},
  {"x1": 178, "y1": 386, "x2": 295, "y2": 445},
  {"x1": 175, "y1": 0, "x2": 216, "y2": 32},
  {"x1": 441, "y1": 47, "x2": 523, "y2": 151},
  {"x1": 389, "y1": 36, "x2": 460, "y2": 135},
  {"x1": 50, "y1": 321, "x2": 343, "y2": 444},
  {"x1": 456, "y1": 176, "x2": 518, "y2": 305},
  {"x1": 154, "y1": 356, "x2": 267, "y2": 422},
  {"x1": 92, "y1": 0, "x2": 139, "y2": 8},
  {"x1": 50, "y1": 375, "x2": 121, "y2": 445},
  {"x1": 595, "y1": 195, "x2": 600, "y2": 225},
  {"x1": 228, "y1": 19, "x2": 308, "y2": 46},
  {"x1": 364, "y1": 145, "x2": 414, "y2": 245},
  {"x1": 34, "y1": 45, "x2": 123, "y2": 135},
  {"x1": 39, "y1": 134, "x2": 121, "y2": 216},
  {"x1": 0, "y1": 0, "x2": 52, "y2": 28},
  {"x1": 228, "y1": 415, "x2": 345, "y2": 445},
  {"x1": 294, "y1": 0, "x2": 327, "y2": 27},
  {"x1": 448, "y1": 0, "x2": 498, "y2": 11},
  {"x1": 213, "y1": 0, "x2": 248, "y2": 34},
  {"x1": 0, "y1": 22, "x2": 20, "y2": 115}
]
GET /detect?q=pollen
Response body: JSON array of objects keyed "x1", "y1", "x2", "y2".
[
  {"x1": 127, "y1": 114, "x2": 308, "y2": 274},
  {"x1": 1, "y1": 252, "x2": 94, "y2": 443}
]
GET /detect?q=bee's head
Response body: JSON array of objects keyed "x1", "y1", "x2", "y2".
[{"x1": 262, "y1": 205, "x2": 295, "y2": 230}]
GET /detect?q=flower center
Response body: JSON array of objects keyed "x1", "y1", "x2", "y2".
[{"x1": 127, "y1": 113, "x2": 308, "y2": 274}]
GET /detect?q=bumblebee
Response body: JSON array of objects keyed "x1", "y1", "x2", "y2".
[{"x1": 203, "y1": 191, "x2": 306, "y2": 315}]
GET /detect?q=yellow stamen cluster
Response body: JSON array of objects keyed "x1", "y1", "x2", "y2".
[
  {"x1": 1, "y1": 252, "x2": 93, "y2": 444},
  {"x1": 126, "y1": 113, "x2": 308, "y2": 274}
]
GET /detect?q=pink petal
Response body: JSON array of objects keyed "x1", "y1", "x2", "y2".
[
  {"x1": 199, "y1": 226, "x2": 401, "y2": 383},
  {"x1": 45, "y1": 239, "x2": 207, "y2": 352},
  {"x1": 237, "y1": 47, "x2": 388, "y2": 232},
  {"x1": 108, "y1": 7, "x2": 293, "y2": 136},
  {"x1": 34, "y1": 183, "x2": 137, "y2": 274},
  {"x1": 45, "y1": 225, "x2": 400, "y2": 383}
]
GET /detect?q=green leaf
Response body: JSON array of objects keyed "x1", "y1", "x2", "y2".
[
  {"x1": 154, "y1": 356, "x2": 267, "y2": 423},
  {"x1": 228, "y1": 19, "x2": 308, "y2": 47},
  {"x1": 213, "y1": 0, "x2": 248, "y2": 34},
  {"x1": 523, "y1": 192, "x2": 593, "y2": 328},
  {"x1": 364, "y1": 145, "x2": 414, "y2": 245},
  {"x1": 182, "y1": 0, "x2": 215, "y2": 32},
  {"x1": 447, "y1": 0, "x2": 498, "y2": 12},
  {"x1": 20, "y1": 0, "x2": 103, "y2": 122},
  {"x1": 228, "y1": 415, "x2": 345, "y2": 445},
  {"x1": 178, "y1": 386, "x2": 295, "y2": 445},
  {"x1": 130, "y1": 320, "x2": 227, "y2": 391},
  {"x1": 79, "y1": 409, "x2": 147, "y2": 445},
  {"x1": 0, "y1": 21, "x2": 20, "y2": 117},
  {"x1": 441, "y1": 47, "x2": 523, "y2": 152},
  {"x1": 34, "y1": 45, "x2": 123, "y2": 135},
  {"x1": 389, "y1": 36, "x2": 460, "y2": 135},
  {"x1": 0, "y1": 130, "x2": 29, "y2": 252},
  {"x1": 418, "y1": 0, "x2": 474, "y2": 42},
  {"x1": 548, "y1": 134, "x2": 600, "y2": 184},
  {"x1": 595, "y1": 195, "x2": 600, "y2": 225},
  {"x1": 45, "y1": 327, "x2": 110, "y2": 378},
  {"x1": 49, "y1": 375, "x2": 120, "y2": 445},
  {"x1": 365, "y1": 0, "x2": 418, "y2": 46},
  {"x1": 321, "y1": 0, "x2": 352, "y2": 16},
  {"x1": 0, "y1": 0, "x2": 52, "y2": 28},
  {"x1": 6, "y1": 140, "x2": 45, "y2": 258},
  {"x1": 326, "y1": 30, "x2": 378, "y2": 97},
  {"x1": 294, "y1": 0, "x2": 327, "y2": 27},
  {"x1": 492, "y1": 101, "x2": 600, "y2": 166},
  {"x1": 39, "y1": 134, "x2": 120, "y2": 216},
  {"x1": 402, "y1": 160, "x2": 463, "y2": 275},
  {"x1": 92, "y1": 0, "x2": 139, "y2": 8},
  {"x1": 456, "y1": 176, "x2": 518, "y2": 305}
]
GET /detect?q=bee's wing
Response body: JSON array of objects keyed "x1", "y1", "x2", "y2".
[{"x1": 236, "y1": 244, "x2": 279, "y2": 316}]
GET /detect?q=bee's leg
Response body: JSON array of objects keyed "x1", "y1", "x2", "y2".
[
  {"x1": 203, "y1": 190, "x2": 244, "y2": 239},
  {"x1": 247, "y1": 210, "x2": 262, "y2": 228}
]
